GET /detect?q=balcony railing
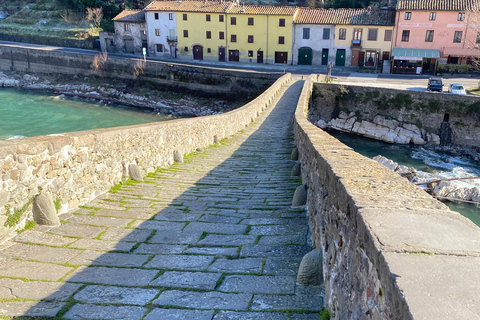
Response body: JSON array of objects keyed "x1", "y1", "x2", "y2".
[
  {"x1": 167, "y1": 36, "x2": 178, "y2": 43},
  {"x1": 352, "y1": 39, "x2": 361, "y2": 47}
]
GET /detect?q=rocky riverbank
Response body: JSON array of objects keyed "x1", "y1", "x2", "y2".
[{"x1": 0, "y1": 71, "x2": 245, "y2": 117}]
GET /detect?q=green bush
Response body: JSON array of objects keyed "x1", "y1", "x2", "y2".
[{"x1": 437, "y1": 64, "x2": 471, "y2": 74}]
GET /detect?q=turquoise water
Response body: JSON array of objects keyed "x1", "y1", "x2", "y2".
[
  {"x1": 329, "y1": 131, "x2": 480, "y2": 227},
  {"x1": 0, "y1": 88, "x2": 171, "y2": 140}
]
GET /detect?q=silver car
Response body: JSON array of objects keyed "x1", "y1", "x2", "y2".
[{"x1": 448, "y1": 83, "x2": 467, "y2": 95}]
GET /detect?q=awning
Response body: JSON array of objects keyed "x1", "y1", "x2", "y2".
[
  {"x1": 392, "y1": 48, "x2": 440, "y2": 59},
  {"x1": 444, "y1": 47, "x2": 478, "y2": 57}
]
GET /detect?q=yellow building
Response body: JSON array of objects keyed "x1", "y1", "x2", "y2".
[{"x1": 332, "y1": 8, "x2": 395, "y2": 67}]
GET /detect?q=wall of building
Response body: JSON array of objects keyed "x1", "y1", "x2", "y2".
[
  {"x1": 145, "y1": 11, "x2": 177, "y2": 57},
  {"x1": 293, "y1": 24, "x2": 335, "y2": 65},
  {"x1": 0, "y1": 72, "x2": 291, "y2": 243},
  {"x1": 293, "y1": 75, "x2": 480, "y2": 320},
  {"x1": 113, "y1": 21, "x2": 146, "y2": 54},
  {"x1": 227, "y1": 14, "x2": 268, "y2": 63}
]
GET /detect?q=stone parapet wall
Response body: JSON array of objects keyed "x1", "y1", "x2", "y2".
[
  {"x1": 293, "y1": 76, "x2": 480, "y2": 319},
  {"x1": 0, "y1": 73, "x2": 291, "y2": 243}
]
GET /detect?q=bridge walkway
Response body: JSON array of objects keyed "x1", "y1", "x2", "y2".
[{"x1": 0, "y1": 78, "x2": 324, "y2": 319}]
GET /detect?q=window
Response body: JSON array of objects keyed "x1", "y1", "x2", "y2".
[
  {"x1": 279, "y1": 18, "x2": 285, "y2": 27},
  {"x1": 155, "y1": 29, "x2": 160, "y2": 36},
  {"x1": 219, "y1": 15, "x2": 224, "y2": 22},
  {"x1": 323, "y1": 28, "x2": 330, "y2": 40},
  {"x1": 124, "y1": 24, "x2": 130, "y2": 32},
  {"x1": 206, "y1": 14, "x2": 211, "y2": 21},
  {"x1": 405, "y1": 12, "x2": 411, "y2": 20},
  {"x1": 183, "y1": 14, "x2": 187, "y2": 20},
  {"x1": 367, "y1": 28, "x2": 378, "y2": 41},
  {"x1": 353, "y1": 28, "x2": 362, "y2": 40},
  {"x1": 156, "y1": 44, "x2": 163, "y2": 52},
  {"x1": 184, "y1": 46, "x2": 188, "y2": 52},
  {"x1": 454, "y1": 31, "x2": 463, "y2": 43},
  {"x1": 169, "y1": 13, "x2": 173, "y2": 20},
  {"x1": 183, "y1": 30, "x2": 188, "y2": 37},
  {"x1": 219, "y1": 31, "x2": 224, "y2": 39},
  {"x1": 206, "y1": 31, "x2": 211, "y2": 39},
  {"x1": 231, "y1": 34, "x2": 237, "y2": 42},
  {"x1": 401, "y1": 30, "x2": 410, "y2": 42},
  {"x1": 458, "y1": 12, "x2": 465, "y2": 21},
  {"x1": 303, "y1": 28, "x2": 310, "y2": 39},
  {"x1": 477, "y1": 32, "x2": 480, "y2": 43},
  {"x1": 207, "y1": 48, "x2": 211, "y2": 53},
  {"x1": 248, "y1": 17, "x2": 254, "y2": 25},
  {"x1": 154, "y1": 13, "x2": 159, "y2": 20},
  {"x1": 248, "y1": 50, "x2": 253, "y2": 57},
  {"x1": 339, "y1": 28, "x2": 346, "y2": 40},
  {"x1": 425, "y1": 30, "x2": 434, "y2": 42},
  {"x1": 248, "y1": 35, "x2": 254, "y2": 43},
  {"x1": 278, "y1": 36, "x2": 285, "y2": 44},
  {"x1": 429, "y1": 12, "x2": 436, "y2": 20},
  {"x1": 384, "y1": 30, "x2": 392, "y2": 41},
  {"x1": 231, "y1": 17, "x2": 236, "y2": 25}
]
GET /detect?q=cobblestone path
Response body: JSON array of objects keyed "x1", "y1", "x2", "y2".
[{"x1": 0, "y1": 79, "x2": 324, "y2": 319}]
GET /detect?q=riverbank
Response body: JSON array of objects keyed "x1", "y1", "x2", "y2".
[{"x1": 0, "y1": 71, "x2": 247, "y2": 117}]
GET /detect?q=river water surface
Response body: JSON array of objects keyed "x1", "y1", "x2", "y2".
[
  {"x1": 0, "y1": 88, "x2": 171, "y2": 140},
  {"x1": 329, "y1": 131, "x2": 480, "y2": 227}
]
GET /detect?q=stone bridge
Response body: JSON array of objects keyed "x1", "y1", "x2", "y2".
[{"x1": 0, "y1": 75, "x2": 479, "y2": 319}]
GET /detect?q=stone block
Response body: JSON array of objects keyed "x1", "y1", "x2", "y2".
[
  {"x1": 152, "y1": 290, "x2": 252, "y2": 310},
  {"x1": 128, "y1": 163, "x2": 143, "y2": 181},
  {"x1": 297, "y1": 250, "x2": 323, "y2": 286},
  {"x1": 74, "y1": 285, "x2": 158, "y2": 305},
  {"x1": 32, "y1": 193, "x2": 60, "y2": 226},
  {"x1": 218, "y1": 275, "x2": 296, "y2": 294},
  {"x1": 291, "y1": 162, "x2": 301, "y2": 176},
  {"x1": 63, "y1": 304, "x2": 146, "y2": 320},
  {"x1": 292, "y1": 185, "x2": 307, "y2": 206},
  {"x1": 150, "y1": 271, "x2": 221, "y2": 289},
  {"x1": 145, "y1": 309, "x2": 214, "y2": 320}
]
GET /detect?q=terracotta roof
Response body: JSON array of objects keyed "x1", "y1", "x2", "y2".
[
  {"x1": 397, "y1": 0, "x2": 479, "y2": 11},
  {"x1": 294, "y1": 7, "x2": 395, "y2": 25},
  {"x1": 144, "y1": 1, "x2": 232, "y2": 13},
  {"x1": 227, "y1": 4, "x2": 297, "y2": 15},
  {"x1": 113, "y1": 10, "x2": 145, "y2": 22}
]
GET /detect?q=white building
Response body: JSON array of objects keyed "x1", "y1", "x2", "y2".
[
  {"x1": 293, "y1": 8, "x2": 335, "y2": 65},
  {"x1": 144, "y1": 3, "x2": 178, "y2": 58}
]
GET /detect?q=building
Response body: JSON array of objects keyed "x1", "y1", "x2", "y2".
[
  {"x1": 293, "y1": 8, "x2": 336, "y2": 65},
  {"x1": 333, "y1": 8, "x2": 395, "y2": 68},
  {"x1": 100, "y1": 10, "x2": 146, "y2": 54},
  {"x1": 393, "y1": 0, "x2": 480, "y2": 74}
]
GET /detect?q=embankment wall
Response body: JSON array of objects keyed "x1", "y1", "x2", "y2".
[
  {"x1": 0, "y1": 43, "x2": 280, "y2": 94},
  {"x1": 310, "y1": 83, "x2": 480, "y2": 147},
  {"x1": 294, "y1": 76, "x2": 480, "y2": 319},
  {"x1": 0, "y1": 73, "x2": 291, "y2": 243}
]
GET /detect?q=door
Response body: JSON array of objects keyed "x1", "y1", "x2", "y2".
[
  {"x1": 193, "y1": 45, "x2": 203, "y2": 60},
  {"x1": 298, "y1": 47, "x2": 312, "y2": 65},
  {"x1": 275, "y1": 51, "x2": 288, "y2": 64},
  {"x1": 124, "y1": 39, "x2": 134, "y2": 54},
  {"x1": 321, "y1": 48, "x2": 329, "y2": 65},
  {"x1": 336, "y1": 49, "x2": 345, "y2": 67},
  {"x1": 219, "y1": 47, "x2": 225, "y2": 62},
  {"x1": 365, "y1": 51, "x2": 375, "y2": 66},
  {"x1": 257, "y1": 50, "x2": 263, "y2": 63},
  {"x1": 382, "y1": 51, "x2": 390, "y2": 61},
  {"x1": 229, "y1": 50, "x2": 239, "y2": 62}
]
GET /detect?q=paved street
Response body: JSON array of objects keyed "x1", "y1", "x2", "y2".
[{"x1": 0, "y1": 79, "x2": 324, "y2": 319}]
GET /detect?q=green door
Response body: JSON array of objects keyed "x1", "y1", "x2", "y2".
[
  {"x1": 335, "y1": 49, "x2": 345, "y2": 67},
  {"x1": 298, "y1": 47, "x2": 312, "y2": 65},
  {"x1": 321, "y1": 49, "x2": 329, "y2": 65}
]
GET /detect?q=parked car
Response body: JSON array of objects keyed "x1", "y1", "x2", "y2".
[
  {"x1": 448, "y1": 83, "x2": 467, "y2": 95},
  {"x1": 427, "y1": 78, "x2": 443, "y2": 92}
]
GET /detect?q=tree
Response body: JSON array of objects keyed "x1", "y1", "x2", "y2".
[
  {"x1": 92, "y1": 51, "x2": 108, "y2": 73},
  {"x1": 466, "y1": 4, "x2": 480, "y2": 71},
  {"x1": 86, "y1": 7, "x2": 103, "y2": 28}
]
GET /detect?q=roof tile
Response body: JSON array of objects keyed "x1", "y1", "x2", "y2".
[
  {"x1": 113, "y1": 10, "x2": 145, "y2": 22},
  {"x1": 397, "y1": 0, "x2": 478, "y2": 11},
  {"x1": 294, "y1": 7, "x2": 395, "y2": 25}
]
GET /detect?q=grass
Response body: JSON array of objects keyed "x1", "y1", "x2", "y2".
[{"x1": 468, "y1": 88, "x2": 480, "y2": 96}]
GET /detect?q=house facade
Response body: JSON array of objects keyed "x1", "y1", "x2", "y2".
[
  {"x1": 293, "y1": 8, "x2": 335, "y2": 65},
  {"x1": 101, "y1": 10, "x2": 146, "y2": 54},
  {"x1": 393, "y1": 0, "x2": 479, "y2": 74},
  {"x1": 144, "y1": 4, "x2": 178, "y2": 58}
]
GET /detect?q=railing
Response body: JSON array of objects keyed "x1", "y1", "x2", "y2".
[
  {"x1": 352, "y1": 39, "x2": 361, "y2": 47},
  {"x1": 167, "y1": 36, "x2": 178, "y2": 43}
]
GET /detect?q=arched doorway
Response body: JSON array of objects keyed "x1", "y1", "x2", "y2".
[
  {"x1": 193, "y1": 45, "x2": 203, "y2": 60},
  {"x1": 298, "y1": 47, "x2": 312, "y2": 65}
]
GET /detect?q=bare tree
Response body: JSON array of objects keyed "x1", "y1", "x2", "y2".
[
  {"x1": 86, "y1": 7, "x2": 103, "y2": 29},
  {"x1": 467, "y1": 3, "x2": 480, "y2": 71},
  {"x1": 92, "y1": 51, "x2": 108, "y2": 72}
]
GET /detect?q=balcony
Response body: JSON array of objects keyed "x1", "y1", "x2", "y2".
[
  {"x1": 167, "y1": 36, "x2": 178, "y2": 43},
  {"x1": 352, "y1": 39, "x2": 361, "y2": 48}
]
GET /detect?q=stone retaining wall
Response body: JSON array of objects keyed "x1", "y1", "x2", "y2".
[
  {"x1": 293, "y1": 76, "x2": 480, "y2": 319},
  {"x1": 0, "y1": 73, "x2": 291, "y2": 243},
  {"x1": 310, "y1": 83, "x2": 480, "y2": 147},
  {"x1": 0, "y1": 44, "x2": 280, "y2": 94}
]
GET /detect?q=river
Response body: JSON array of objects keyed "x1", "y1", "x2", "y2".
[
  {"x1": 0, "y1": 88, "x2": 171, "y2": 140},
  {"x1": 329, "y1": 131, "x2": 480, "y2": 227}
]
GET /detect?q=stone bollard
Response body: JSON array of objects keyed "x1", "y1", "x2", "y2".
[
  {"x1": 213, "y1": 135, "x2": 220, "y2": 144},
  {"x1": 297, "y1": 250, "x2": 323, "y2": 286},
  {"x1": 291, "y1": 147, "x2": 299, "y2": 160},
  {"x1": 128, "y1": 164, "x2": 143, "y2": 181},
  {"x1": 291, "y1": 162, "x2": 301, "y2": 176},
  {"x1": 292, "y1": 185, "x2": 307, "y2": 206},
  {"x1": 174, "y1": 150, "x2": 184, "y2": 163},
  {"x1": 32, "y1": 193, "x2": 60, "y2": 226}
]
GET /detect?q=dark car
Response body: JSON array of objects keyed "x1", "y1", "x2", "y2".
[{"x1": 427, "y1": 78, "x2": 443, "y2": 92}]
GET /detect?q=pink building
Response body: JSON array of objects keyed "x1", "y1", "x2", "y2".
[{"x1": 392, "y1": 0, "x2": 479, "y2": 74}]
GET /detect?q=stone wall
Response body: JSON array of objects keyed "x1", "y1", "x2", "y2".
[
  {"x1": 0, "y1": 73, "x2": 291, "y2": 243},
  {"x1": 0, "y1": 33, "x2": 95, "y2": 49},
  {"x1": 310, "y1": 83, "x2": 480, "y2": 147},
  {"x1": 0, "y1": 44, "x2": 280, "y2": 94},
  {"x1": 293, "y1": 76, "x2": 480, "y2": 319}
]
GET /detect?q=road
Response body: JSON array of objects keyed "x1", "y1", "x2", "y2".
[{"x1": 0, "y1": 40, "x2": 479, "y2": 92}]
